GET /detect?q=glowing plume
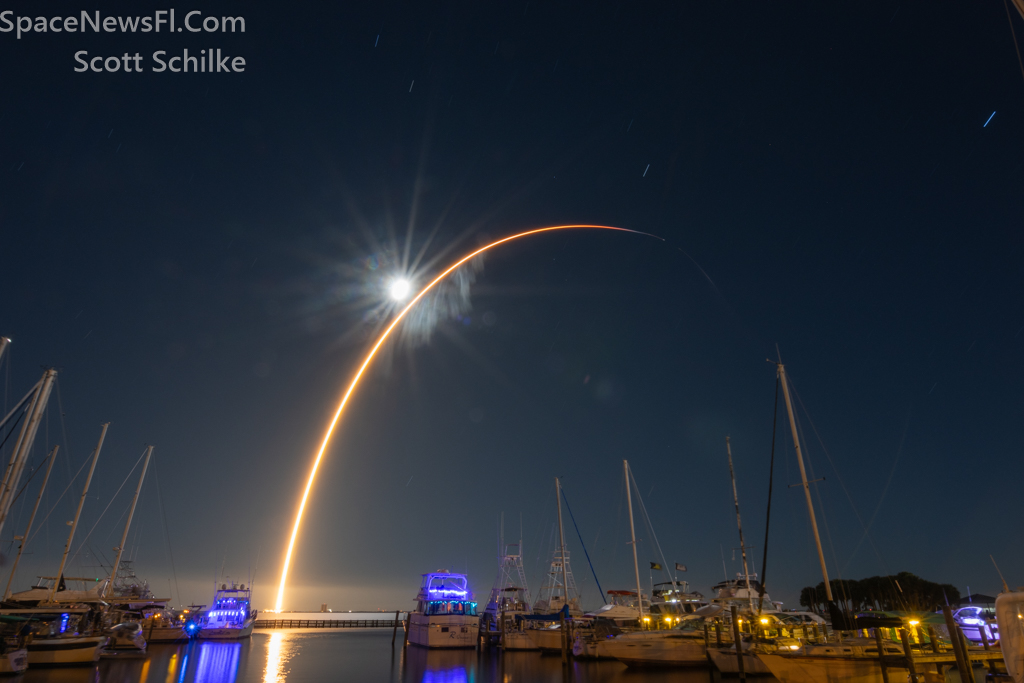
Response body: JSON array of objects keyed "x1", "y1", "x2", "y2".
[{"x1": 274, "y1": 224, "x2": 658, "y2": 611}]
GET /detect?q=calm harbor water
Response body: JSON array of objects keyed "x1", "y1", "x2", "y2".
[{"x1": 12, "y1": 630, "x2": 779, "y2": 683}]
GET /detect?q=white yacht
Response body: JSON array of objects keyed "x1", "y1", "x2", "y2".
[
  {"x1": 602, "y1": 604, "x2": 723, "y2": 667},
  {"x1": 408, "y1": 571, "x2": 479, "y2": 648},
  {"x1": 197, "y1": 583, "x2": 255, "y2": 639}
]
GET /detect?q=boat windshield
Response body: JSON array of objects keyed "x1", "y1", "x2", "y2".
[{"x1": 425, "y1": 600, "x2": 478, "y2": 616}]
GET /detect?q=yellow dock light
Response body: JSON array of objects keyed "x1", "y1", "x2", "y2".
[
  {"x1": 760, "y1": 617, "x2": 769, "y2": 625},
  {"x1": 909, "y1": 620, "x2": 920, "y2": 627}
]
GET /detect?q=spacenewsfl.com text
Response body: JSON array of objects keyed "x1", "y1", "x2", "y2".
[{"x1": 0, "y1": 10, "x2": 248, "y2": 73}]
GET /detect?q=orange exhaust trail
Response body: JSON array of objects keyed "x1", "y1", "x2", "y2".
[{"x1": 274, "y1": 224, "x2": 659, "y2": 611}]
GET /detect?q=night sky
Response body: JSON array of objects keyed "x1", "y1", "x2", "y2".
[{"x1": 1, "y1": 1, "x2": 1022, "y2": 613}]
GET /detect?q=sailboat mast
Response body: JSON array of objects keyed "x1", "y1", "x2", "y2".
[
  {"x1": 777, "y1": 363, "x2": 833, "y2": 602},
  {"x1": 0, "y1": 368, "x2": 57, "y2": 538},
  {"x1": 106, "y1": 445, "x2": 153, "y2": 598},
  {"x1": 0, "y1": 337, "x2": 9, "y2": 364},
  {"x1": 3, "y1": 445, "x2": 58, "y2": 600},
  {"x1": 726, "y1": 437, "x2": 754, "y2": 610},
  {"x1": 624, "y1": 460, "x2": 644, "y2": 619},
  {"x1": 49, "y1": 422, "x2": 107, "y2": 603},
  {"x1": 555, "y1": 477, "x2": 570, "y2": 611}
]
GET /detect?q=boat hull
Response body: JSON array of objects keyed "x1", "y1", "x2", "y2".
[
  {"x1": 143, "y1": 625, "x2": 188, "y2": 643},
  {"x1": 198, "y1": 620, "x2": 254, "y2": 640},
  {"x1": 603, "y1": 632, "x2": 708, "y2": 667},
  {"x1": 27, "y1": 636, "x2": 107, "y2": 666},
  {"x1": 527, "y1": 626, "x2": 564, "y2": 652},
  {"x1": 707, "y1": 646, "x2": 772, "y2": 675},
  {"x1": 0, "y1": 649, "x2": 27, "y2": 674},
  {"x1": 502, "y1": 631, "x2": 538, "y2": 650},
  {"x1": 408, "y1": 614, "x2": 479, "y2": 649},
  {"x1": 572, "y1": 634, "x2": 616, "y2": 659},
  {"x1": 758, "y1": 652, "x2": 910, "y2": 683}
]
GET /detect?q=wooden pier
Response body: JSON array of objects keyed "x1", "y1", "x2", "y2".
[{"x1": 255, "y1": 619, "x2": 402, "y2": 629}]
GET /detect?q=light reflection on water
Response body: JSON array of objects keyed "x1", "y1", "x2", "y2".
[
  {"x1": 9, "y1": 630, "x2": 764, "y2": 683},
  {"x1": 195, "y1": 642, "x2": 242, "y2": 683}
]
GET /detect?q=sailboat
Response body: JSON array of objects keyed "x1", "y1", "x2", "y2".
[
  {"x1": 755, "y1": 361, "x2": 909, "y2": 683},
  {"x1": 602, "y1": 460, "x2": 722, "y2": 667},
  {"x1": 7, "y1": 424, "x2": 112, "y2": 666},
  {"x1": 707, "y1": 436, "x2": 777, "y2": 675}
]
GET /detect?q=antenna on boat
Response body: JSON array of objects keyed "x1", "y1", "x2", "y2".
[
  {"x1": 726, "y1": 437, "x2": 755, "y2": 611},
  {"x1": 776, "y1": 361, "x2": 833, "y2": 602},
  {"x1": 107, "y1": 445, "x2": 153, "y2": 598},
  {"x1": 49, "y1": 422, "x2": 107, "y2": 603},
  {"x1": 623, "y1": 461, "x2": 644, "y2": 620}
]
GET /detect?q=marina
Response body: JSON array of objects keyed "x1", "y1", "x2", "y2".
[{"x1": 2, "y1": 0, "x2": 1022, "y2": 679}]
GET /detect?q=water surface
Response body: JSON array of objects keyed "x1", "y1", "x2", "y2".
[{"x1": 17, "y1": 630, "x2": 767, "y2": 683}]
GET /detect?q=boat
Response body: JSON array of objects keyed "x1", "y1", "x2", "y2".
[
  {"x1": 479, "y1": 522, "x2": 536, "y2": 650},
  {"x1": 197, "y1": 583, "x2": 255, "y2": 639},
  {"x1": 708, "y1": 638, "x2": 776, "y2": 675},
  {"x1": 954, "y1": 604, "x2": 999, "y2": 643},
  {"x1": 407, "y1": 570, "x2": 479, "y2": 648},
  {"x1": 103, "y1": 622, "x2": 147, "y2": 653},
  {"x1": 753, "y1": 361, "x2": 910, "y2": 683},
  {"x1": 26, "y1": 635, "x2": 108, "y2": 666},
  {"x1": 0, "y1": 646, "x2": 27, "y2": 674},
  {"x1": 757, "y1": 637, "x2": 909, "y2": 683},
  {"x1": 525, "y1": 478, "x2": 584, "y2": 653},
  {"x1": 139, "y1": 608, "x2": 190, "y2": 643},
  {"x1": 651, "y1": 582, "x2": 708, "y2": 617},
  {"x1": 601, "y1": 615, "x2": 714, "y2": 667}
]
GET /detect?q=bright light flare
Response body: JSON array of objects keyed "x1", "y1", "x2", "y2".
[
  {"x1": 274, "y1": 224, "x2": 660, "y2": 612},
  {"x1": 389, "y1": 278, "x2": 411, "y2": 301}
]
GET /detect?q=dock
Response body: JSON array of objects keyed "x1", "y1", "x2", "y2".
[{"x1": 255, "y1": 619, "x2": 403, "y2": 629}]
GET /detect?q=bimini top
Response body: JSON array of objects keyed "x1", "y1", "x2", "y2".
[{"x1": 416, "y1": 570, "x2": 473, "y2": 601}]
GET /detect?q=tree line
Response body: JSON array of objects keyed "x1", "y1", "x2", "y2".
[{"x1": 799, "y1": 572, "x2": 960, "y2": 614}]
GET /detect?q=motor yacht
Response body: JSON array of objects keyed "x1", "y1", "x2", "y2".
[{"x1": 408, "y1": 571, "x2": 479, "y2": 648}]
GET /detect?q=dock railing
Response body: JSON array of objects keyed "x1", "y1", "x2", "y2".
[{"x1": 255, "y1": 618, "x2": 402, "y2": 629}]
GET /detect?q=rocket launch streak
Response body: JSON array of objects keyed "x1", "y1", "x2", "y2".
[{"x1": 273, "y1": 224, "x2": 658, "y2": 611}]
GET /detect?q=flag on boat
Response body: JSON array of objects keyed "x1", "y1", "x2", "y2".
[
  {"x1": 650, "y1": 562, "x2": 662, "y2": 570},
  {"x1": 675, "y1": 563, "x2": 687, "y2": 572}
]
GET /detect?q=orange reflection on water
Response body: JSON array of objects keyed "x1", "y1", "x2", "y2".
[{"x1": 263, "y1": 632, "x2": 295, "y2": 683}]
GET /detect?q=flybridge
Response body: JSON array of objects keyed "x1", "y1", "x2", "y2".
[{"x1": 0, "y1": 10, "x2": 244, "y2": 39}]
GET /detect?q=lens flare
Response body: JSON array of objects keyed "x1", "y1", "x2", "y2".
[{"x1": 274, "y1": 224, "x2": 660, "y2": 611}]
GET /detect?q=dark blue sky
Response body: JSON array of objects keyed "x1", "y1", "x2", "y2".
[{"x1": 0, "y1": 1, "x2": 1022, "y2": 611}]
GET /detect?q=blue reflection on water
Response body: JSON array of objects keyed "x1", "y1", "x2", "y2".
[
  {"x1": 422, "y1": 667, "x2": 469, "y2": 683},
  {"x1": 194, "y1": 642, "x2": 242, "y2": 683}
]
